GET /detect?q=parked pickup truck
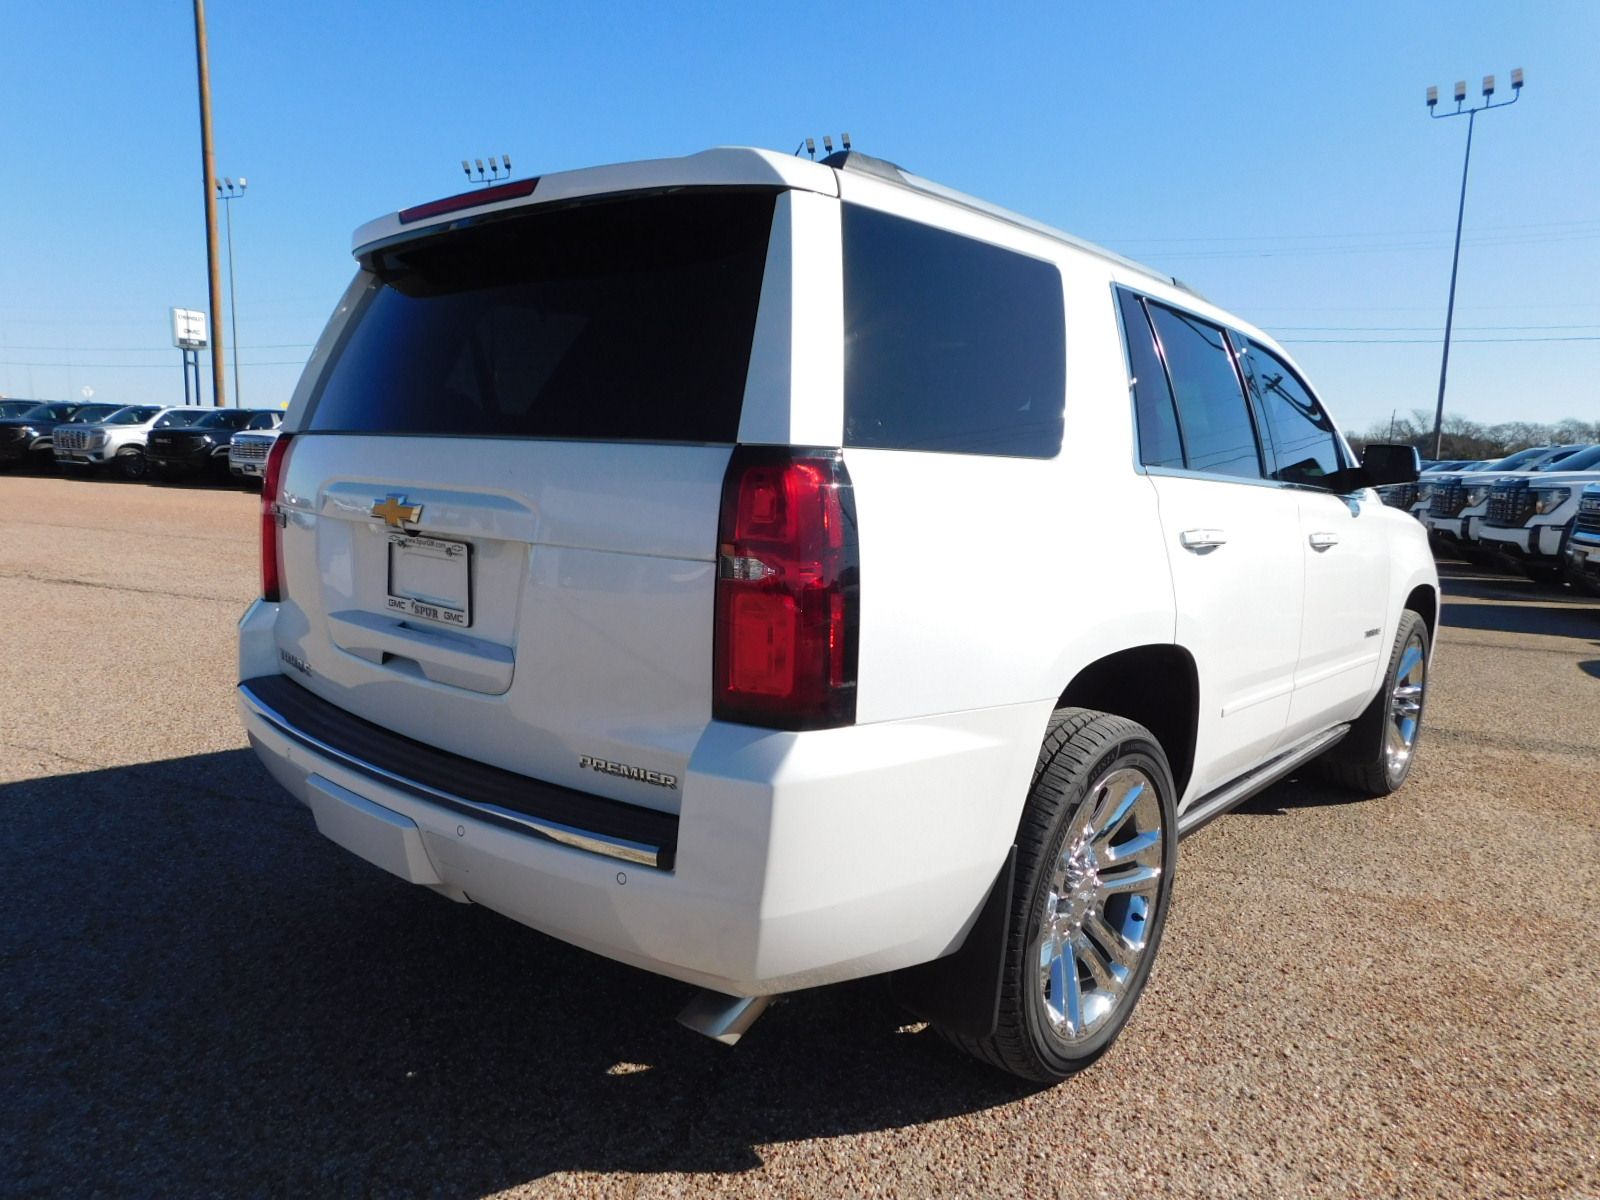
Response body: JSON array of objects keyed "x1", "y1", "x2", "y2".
[
  {"x1": 148, "y1": 408, "x2": 282, "y2": 479},
  {"x1": 237, "y1": 145, "x2": 1434, "y2": 1082},
  {"x1": 228, "y1": 412, "x2": 287, "y2": 484},
  {"x1": 1422, "y1": 445, "x2": 1592, "y2": 554},
  {"x1": 1565, "y1": 483, "x2": 1600, "y2": 596},
  {"x1": 1475, "y1": 445, "x2": 1600, "y2": 584}
]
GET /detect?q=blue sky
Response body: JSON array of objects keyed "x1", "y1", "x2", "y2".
[{"x1": 2, "y1": 0, "x2": 1596, "y2": 435}]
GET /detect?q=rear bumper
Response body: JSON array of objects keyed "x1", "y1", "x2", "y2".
[{"x1": 237, "y1": 600, "x2": 1044, "y2": 996}]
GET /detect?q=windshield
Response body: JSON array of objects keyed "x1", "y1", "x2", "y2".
[
  {"x1": 0, "y1": 401, "x2": 38, "y2": 418},
  {"x1": 67, "y1": 404, "x2": 125, "y2": 424},
  {"x1": 245, "y1": 411, "x2": 282, "y2": 430},
  {"x1": 1487, "y1": 446, "x2": 1555, "y2": 471},
  {"x1": 154, "y1": 410, "x2": 204, "y2": 428},
  {"x1": 21, "y1": 403, "x2": 80, "y2": 421},
  {"x1": 1534, "y1": 445, "x2": 1600, "y2": 473},
  {"x1": 104, "y1": 406, "x2": 162, "y2": 426},
  {"x1": 196, "y1": 410, "x2": 254, "y2": 430},
  {"x1": 307, "y1": 191, "x2": 776, "y2": 443}
]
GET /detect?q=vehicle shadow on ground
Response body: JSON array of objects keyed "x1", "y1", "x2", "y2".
[
  {"x1": 1, "y1": 751, "x2": 1032, "y2": 1195},
  {"x1": 1438, "y1": 568, "x2": 1599, "y2": 638}
]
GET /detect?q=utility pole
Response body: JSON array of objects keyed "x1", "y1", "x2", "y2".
[
  {"x1": 1424, "y1": 68, "x2": 1523, "y2": 459},
  {"x1": 193, "y1": 0, "x2": 228, "y2": 406}
]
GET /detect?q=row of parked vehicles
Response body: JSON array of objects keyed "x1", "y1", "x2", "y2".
[
  {"x1": 1379, "y1": 443, "x2": 1600, "y2": 597},
  {"x1": 0, "y1": 399, "x2": 283, "y2": 484}
]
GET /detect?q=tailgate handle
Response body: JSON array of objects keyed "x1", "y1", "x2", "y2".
[{"x1": 326, "y1": 610, "x2": 514, "y2": 696}]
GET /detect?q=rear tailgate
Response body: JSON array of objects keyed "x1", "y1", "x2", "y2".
[
  {"x1": 275, "y1": 436, "x2": 727, "y2": 815},
  {"x1": 271, "y1": 189, "x2": 782, "y2": 817}
]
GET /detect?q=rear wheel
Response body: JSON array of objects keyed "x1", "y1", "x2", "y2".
[
  {"x1": 1317, "y1": 610, "x2": 1429, "y2": 797},
  {"x1": 947, "y1": 709, "x2": 1177, "y2": 1082}
]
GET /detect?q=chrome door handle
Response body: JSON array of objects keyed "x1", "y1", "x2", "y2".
[
  {"x1": 1308, "y1": 532, "x2": 1340, "y2": 551},
  {"x1": 1179, "y1": 529, "x2": 1228, "y2": 551}
]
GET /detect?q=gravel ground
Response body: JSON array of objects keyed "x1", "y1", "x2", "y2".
[{"x1": 2, "y1": 472, "x2": 1597, "y2": 1199}]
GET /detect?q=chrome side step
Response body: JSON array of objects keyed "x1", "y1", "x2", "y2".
[
  {"x1": 1177, "y1": 724, "x2": 1350, "y2": 838},
  {"x1": 677, "y1": 991, "x2": 772, "y2": 1046}
]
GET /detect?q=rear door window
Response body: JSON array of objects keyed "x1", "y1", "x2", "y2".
[
  {"x1": 842, "y1": 205, "x2": 1065, "y2": 458},
  {"x1": 305, "y1": 191, "x2": 777, "y2": 443},
  {"x1": 1145, "y1": 303, "x2": 1262, "y2": 479},
  {"x1": 1115, "y1": 289, "x2": 1185, "y2": 468}
]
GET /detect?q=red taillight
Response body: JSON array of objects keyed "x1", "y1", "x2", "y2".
[
  {"x1": 260, "y1": 433, "x2": 294, "y2": 602},
  {"x1": 397, "y1": 178, "x2": 539, "y2": 224},
  {"x1": 713, "y1": 446, "x2": 859, "y2": 730}
]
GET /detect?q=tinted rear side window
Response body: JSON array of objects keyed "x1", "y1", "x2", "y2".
[
  {"x1": 1115, "y1": 289, "x2": 1185, "y2": 468},
  {"x1": 306, "y1": 192, "x2": 776, "y2": 442},
  {"x1": 842, "y1": 205, "x2": 1065, "y2": 458},
  {"x1": 1146, "y1": 304, "x2": 1261, "y2": 479}
]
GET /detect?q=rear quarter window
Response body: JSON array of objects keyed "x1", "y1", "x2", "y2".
[{"x1": 842, "y1": 205, "x2": 1065, "y2": 458}]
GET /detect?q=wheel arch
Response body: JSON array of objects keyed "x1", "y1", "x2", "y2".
[
  {"x1": 1404, "y1": 583, "x2": 1438, "y2": 646},
  {"x1": 1056, "y1": 644, "x2": 1199, "y2": 801}
]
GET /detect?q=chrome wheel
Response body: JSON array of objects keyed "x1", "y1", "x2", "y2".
[
  {"x1": 1385, "y1": 633, "x2": 1427, "y2": 779},
  {"x1": 1035, "y1": 766, "x2": 1165, "y2": 1046}
]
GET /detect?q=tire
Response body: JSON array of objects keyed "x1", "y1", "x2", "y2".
[
  {"x1": 946, "y1": 708, "x2": 1177, "y2": 1082},
  {"x1": 1522, "y1": 564, "x2": 1565, "y2": 588},
  {"x1": 115, "y1": 448, "x2": 148, "y2": 481},
  {"x1": 1316, "y1": 610, "x2": 1429, "y2": 798}
]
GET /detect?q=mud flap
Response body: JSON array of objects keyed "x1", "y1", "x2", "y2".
[{"x1": 888, "y1": 845, "x2": 1016, "y2": 1039}]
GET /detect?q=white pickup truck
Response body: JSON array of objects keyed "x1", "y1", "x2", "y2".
[{"x1": 238, "y1": 146, "x2": 1436, "y2": 1081}]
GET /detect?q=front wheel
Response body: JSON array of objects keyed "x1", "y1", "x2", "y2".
[
  {"x1": 115, "y1": 448, "x2": 148, "y2": 481},
  {"x1": 948, "y1": 709, "x2": 1177, "y2": 1082},
  {"x1": 1317, "y1": 610, "x2": 1430, "y2": 797}
]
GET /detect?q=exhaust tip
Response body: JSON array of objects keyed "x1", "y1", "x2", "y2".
[{"x1": 677, "y1": 990, "x2": 772, "y2": 1046}]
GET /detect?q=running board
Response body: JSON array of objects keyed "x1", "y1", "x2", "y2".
[
  {"x1": 1177, "y1": 724, "x2": 1350, "y2": 838},
  {"x1": 677, "y1": 991, "x2": 772, "y2": 1046}
]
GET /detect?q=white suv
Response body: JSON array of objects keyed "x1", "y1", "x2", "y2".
[{"x1": 238, "y1": 147, "x2": 1436, "y2": 1081}]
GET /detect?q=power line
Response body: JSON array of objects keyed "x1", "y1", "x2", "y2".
[
  {"x1": 1281, "y1": 335, "x2": 1600, "y2": 345},
  {"x1": 0, "y1": 358, "x2": 307, "y2": 369}
]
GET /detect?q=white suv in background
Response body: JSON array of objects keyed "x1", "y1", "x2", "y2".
[
  {"x1": 52, "y1": 404, "x2": 211, "y2": 480},
  {"x1": 238, "y1": 147, "x2": 1435, "y2": 1082}
]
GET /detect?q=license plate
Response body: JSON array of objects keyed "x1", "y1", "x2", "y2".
[{"x1": 386, "y1": 534, "x2": 471, "y2": 628}]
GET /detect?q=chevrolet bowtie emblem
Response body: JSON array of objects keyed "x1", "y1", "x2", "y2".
[{"x1": 371, "y1": 494, "x2": 423, "y2": 529}]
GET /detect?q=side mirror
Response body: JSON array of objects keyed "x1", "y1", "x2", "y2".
[{"x1": 1360, "y1": 443, "x2": 1421, "y2": 487}]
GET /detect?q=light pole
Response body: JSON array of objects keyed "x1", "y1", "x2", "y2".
[
  {"x1": 216, "y1": 176, "x2": 247, "y2": 407},
  {"x1": 460, "y1": 154, "x2": 513, "y2": 186},
  {"x1": 1425, "y1": 68, "x2": 1523, "y2": 460}
]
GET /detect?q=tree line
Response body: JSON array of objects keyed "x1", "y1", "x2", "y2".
[{"x1": 1351, "y1": 410, "x2": 1600, "y2": 460}]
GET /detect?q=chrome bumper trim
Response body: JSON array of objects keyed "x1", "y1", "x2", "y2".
[{"x1": 239, "y1": 681, "x2": 667, "y2": 869}]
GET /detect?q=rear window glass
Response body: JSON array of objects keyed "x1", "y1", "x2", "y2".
[
  {"x1": 842, "y1": 205, "x2": 1065, "y2": 458},
  {"x1": 305, "y1": 192, "x2": 776, "y2": 442}
]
